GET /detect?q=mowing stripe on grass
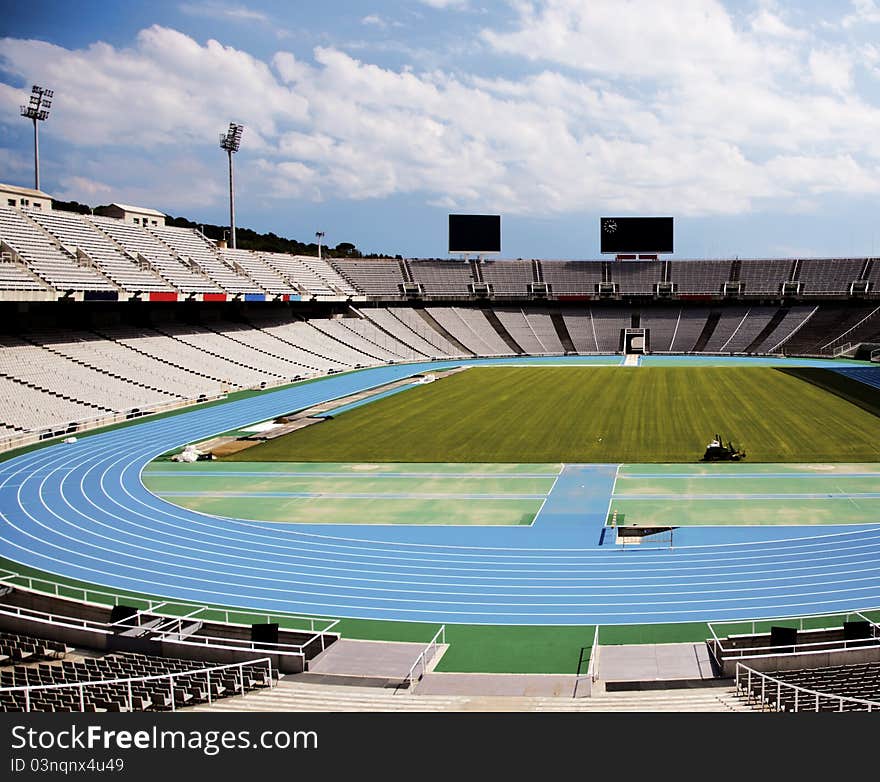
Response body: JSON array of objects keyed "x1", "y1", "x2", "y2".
[{"x1": 223, "y1": 367, "x2": 880, "y2": 463}]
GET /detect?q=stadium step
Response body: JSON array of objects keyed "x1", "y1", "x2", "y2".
[
  {"x1": 746, "y1": 307, "x2": 788, "y2": 353},
  {"x1": 482, "y1": 308, "x2": 525, "y2": 354},
  {"x1": 550, "y1": 312, "x2": 576, "y2": 353},
  {"x1": 186, "y1": 680, "x2": 748, "y2": 713},
  {"x1": 693, "y1": 311, "x2": 721, "y2": 352},
  {"x1": 412, "y1": 308, "x2": 475, "y2": 356}
]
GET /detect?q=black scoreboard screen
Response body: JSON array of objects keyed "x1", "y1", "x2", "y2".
[
  {"x1": 449, "y1": 214, "x2": 501, "y2": 253},
  {"x1": 600, "y1": 217, "x2": 673, "y2": 254}
]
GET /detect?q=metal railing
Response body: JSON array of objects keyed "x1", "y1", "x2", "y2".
[
  {"x1": 735, "y1": 662, "x2": 880, "y2": 713},
  {"x1": 585, "y1": 625, "x2": 600, "y2": 682},
  {"x1": 405, "y1": 625, "x2": 446, "y2": 692},
  {"x1": 708, "y1": 610, "x2": 880, "y2": 647},
  {"x1": 0, "y1": 657, "x2": 273, "y2": 713},
  {"x1": 706, "y1": 610, "x2": 880, "y2": 671},
  {"x1": 0, "y1": 571, "x2": 339, "y2": 655}
]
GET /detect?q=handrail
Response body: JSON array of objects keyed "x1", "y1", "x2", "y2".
[
  {"x1": 709, "y1": 623, "x2": 880, "y2": 660},
  {"x1": 405, "y1": 625, "x2": 446, "y2": 692},
  {"x1": 0, "y1": 571, "x2": 338, "y2": 636},
  {"x1": 586, "y1": 624, "x2": 600, "y2": 682},
  {"x1": 735, "y1": 662, "x2": 880, "y2": 713},
  {"x1": 707, "y1": 609, "x2": 880, "y2": 645},
  {"x1": 0, "y1": 657, "x2": 274, "y2": 713},
  {"x1": 0, "y1": 575, "x2": 339, "y2": 657}
]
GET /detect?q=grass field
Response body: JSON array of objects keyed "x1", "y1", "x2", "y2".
[
  {"x1": 143, "y1": 462, "x2": 558, "y2": 525},
  {"x1": 225, "y1": 366, "x2": 880, "y2": 463},
  {"x1": 610, "y1": 463, "x2": 880, "y2": 526}
]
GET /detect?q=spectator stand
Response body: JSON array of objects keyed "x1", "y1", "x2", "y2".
[
  {"x1": 706, "y1": 609, "x2": 880, "y2": 678},
  {"x1": 0, "y1": 569, "x2": 340, "y2": 675}
]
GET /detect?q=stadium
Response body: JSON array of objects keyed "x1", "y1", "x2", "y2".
[
  {"x1": 2, "y1": 183, "x2": 880, "y2": 714},
  {"x1": 2, "y1": 4, "x2": 880, "y2": 723}
]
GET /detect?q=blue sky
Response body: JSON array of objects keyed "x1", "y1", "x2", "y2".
[{"x1": 3, "y1": 1, "x2": 880, "y2": 258}]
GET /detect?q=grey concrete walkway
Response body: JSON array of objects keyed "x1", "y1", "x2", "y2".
[
  {"x1": 307, "y1": 638, "x2": 426, "y2": 679},
  {"x1": 597, "y1": 643, "x2": 716, "y2": 682},
  {"x1": 417, "y1": 673, "x2": 583, "y2": 697}
]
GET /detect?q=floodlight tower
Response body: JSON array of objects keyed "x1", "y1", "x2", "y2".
[
  {"x1": 219, "y1": 122, "x2": 244, "y2": 249},
  {"x1": 20, "y1": 85, "x2": 54, "y2": 191},
  {"x1": 316, "y1": 231, "x2": 325, "y2": 261}
]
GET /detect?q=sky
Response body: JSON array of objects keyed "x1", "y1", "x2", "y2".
[{"x1": 3, "y1": 1, "x2": 880, "y2": 259}]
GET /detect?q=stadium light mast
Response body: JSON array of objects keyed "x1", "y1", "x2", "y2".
[
  {"x1": 20, "y1": 84, "x2": 54, "y2": 191},
  {"x1": 316, "y1": 231, "x2": 325, "y2": 261},
  {"x1": 219, "y1": 122, "x2": 244, "y2": 249}
]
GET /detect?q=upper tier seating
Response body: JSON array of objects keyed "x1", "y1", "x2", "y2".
[
  {"x1": 257, "y1": 253, "x2": 354, "y2": 297},
  {"x1": 797, "y1": 259, "x2": 866, "y2": 294},
  {"x1": 609, "y1": 261, "x2": 664, "y2": 294},
  {"x1": 89, "y1": 216, "x2": 220, "y2": 294},
  {"x1": 0, "y1": 251, "x2": 48, "y2": 291},
  {"x1": 25, "y1": 208, "x2": 171, "y2": 292},
  {"x1": 0, "y1": 207, "x2": 114, "y2": 292},
  {"x1": 149, "y1": 226, "x2": 262, "y2": 293},
  {"x1": 480, "y1": 260, "x2": 535, "y2": 297},
  {"x1": 539, "y1": 261, "x2": 604, "y2": 296},
  {"x1": 668, "y1": 260, "x2": 733, "y2": 294},
  {"x1": 219, "y1": 249, "x2": 298, "y2": 295},
  {"x1": 330, "y1": 259, "x2": 404, "y2": 297},
  {"x1": 410, "y1": 260, "x2": 475, "y2": 297},
  {"x1": 738, "y1": 259, "x2": 793, "y2": 295}
]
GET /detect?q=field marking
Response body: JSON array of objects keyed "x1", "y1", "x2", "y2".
[
  {"x1": 602, "y1": 464, "x2": 622, "y2": 532},
  {"x1": 160, "y1": 491, "x2": 548, "y2": 500},
  {"x1": 7, "y1": 357, "x2": 880, "y2": 624},
  {"x1": 616, "y1": 472, "x2": 880, "y2": 480},
  {"x1": 612, "y1": 493, "x2": 880, "y2": 501},
  {"x1": 527, "y1": 463, "x2": 565, "y2": 528},
  {"x1": 146, "y1": 470, "x2": 560, "y2": 479}
]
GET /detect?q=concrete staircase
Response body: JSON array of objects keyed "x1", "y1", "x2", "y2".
[{"x1": 188, "y1": 679, "x2": 749, "y2": 713}]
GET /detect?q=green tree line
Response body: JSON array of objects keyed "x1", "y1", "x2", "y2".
[{"x1": 51, "y1": 199, "x2": 399, "y2": 260}]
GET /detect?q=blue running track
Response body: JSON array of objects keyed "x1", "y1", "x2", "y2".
[{"x1": 2, "y1": 356, "x2": 880, "y2": 626}]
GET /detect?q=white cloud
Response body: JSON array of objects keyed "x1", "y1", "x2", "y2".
[
  {"x1": 3, "y1": 9, "x2": 880, "y2": 219},
  {"x1": 750, "y1": 9, "x2": 808, "y2": 40},
  {"x1": 808, "y1": 47, "x2": 854, "y2": 93},
  {"x1": 0, "y1": 27, "x2": 308, "y2": 151},
  {"x1": 179, "y1": 2, "x2": 269, "y2": 23},
  {"x1": 482, "y1": 0, "x2": 798, "y2": 85},
  {"x1": 420, "y1": 0, "x2": 469, "y2": 8},
  {"x1": 842, "y1": 0, "x2": 880, "y2": 28}
]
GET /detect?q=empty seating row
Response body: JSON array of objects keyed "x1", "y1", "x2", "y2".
[
  {"x1": 740, "y1": 662, "x2": 880, "y2": 712},
  {"x1": 0, "y1": 651, "x2": 272, "y2": 713},
  {"x1": 90, "y1": 216, "x2": 220, "y2": 294},
  {"x1": 150, "y1": 225, "x2": 262, "y2": 293},
  {"x1": 0, "y1": 207, "x2": 114, "y2": 291},
  {"x1": 0, "y1": 630, "x2": 69, "y2": 665},
  {"x1": 25, "y1": 208, "x2": 171, "y2": 292}
]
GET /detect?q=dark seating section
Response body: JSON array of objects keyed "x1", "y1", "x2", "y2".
[
  {"x1": 740, "y1": 662, "x2": 880, "y2": 712},
  {"x1": 0, "y1": 650, "x2": 273, "y2": 713},
  {"x1": 0, "y1": 630, "x2": 69, "y2": 664}
]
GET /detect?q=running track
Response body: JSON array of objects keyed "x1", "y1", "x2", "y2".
[{"x1": 2, "y1": 357, "x2": 880, "y2": 626}]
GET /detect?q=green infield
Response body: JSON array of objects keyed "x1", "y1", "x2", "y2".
[
  {"x1": 609, "y1": 463, "x2": 880, "y2": 526},
  {"x1": 223, "y1": 366, "x2": 880, "y2": 463},
  {"x1": 142, "y1": 462, "x2": 560, "y2": 525}
]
